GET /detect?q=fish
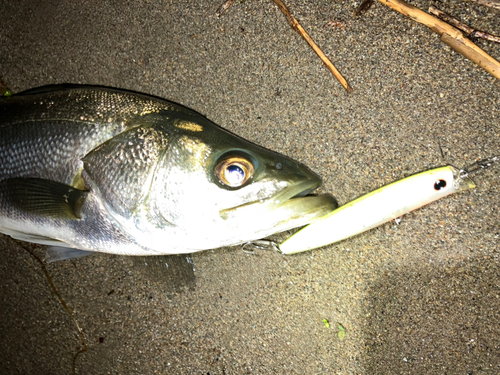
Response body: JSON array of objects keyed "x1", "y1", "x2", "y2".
[{"x1": 0, "y1": 85, "x2": 336, "y2": 258}]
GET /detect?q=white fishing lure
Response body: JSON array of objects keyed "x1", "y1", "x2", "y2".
[{"x1": 279, "y1": 165, "x2": 477, "y2": 254}]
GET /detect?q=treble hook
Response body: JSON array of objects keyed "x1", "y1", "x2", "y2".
[
  {"x1": 460, "y1": 156, "x2": 499, "y2": 179},
  {"x1": 241, "y1": 240, "x2": 282, "y2": 254}
]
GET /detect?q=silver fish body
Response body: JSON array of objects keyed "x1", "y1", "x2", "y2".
[{"x1": 0, "y1": 85, "x2": 336, "y2": 255}]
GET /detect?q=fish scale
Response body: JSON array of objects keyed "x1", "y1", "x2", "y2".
[{"x1": 83, "y1": 122, "x2": 170, "y2": 216}]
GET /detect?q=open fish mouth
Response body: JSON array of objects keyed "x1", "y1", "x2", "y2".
[
  {"x1": 269, "y1": 178, "x2": 326, "y2": 207},
  {"x1": 219, "y1": 178, "x2": 337, "y2": 233},
  {"x1": 265, "y1": 189, "x2": 338, "y2": 233}
]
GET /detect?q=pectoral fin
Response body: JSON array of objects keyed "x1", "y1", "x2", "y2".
[{"x1": 0, "y1": 178, "x2": 88, "y2": 219}]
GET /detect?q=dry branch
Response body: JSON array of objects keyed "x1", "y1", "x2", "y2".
[
  {"x1": 216, "y1": 0, "x2": 352, "y2": 92},
  {"x1": 377, "y1": 0, "x2": 500, "y2": 79},
  {"x1": 441, "y1": 33, "x2": 500, "y2": 75},
  {"x1": 271, "y1": 0, "x2": 353, "y2": 92},
  {"x1": 429, "y1": 6, "x2": 500, "y2": 44}
]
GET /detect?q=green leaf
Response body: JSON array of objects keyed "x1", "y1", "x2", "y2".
[
  {"x1": 322, "y1": 319, "x2": 330, "y2": 328},
  {"x1": 338, "y1": 323, "x2": 346, "y2": 340}
]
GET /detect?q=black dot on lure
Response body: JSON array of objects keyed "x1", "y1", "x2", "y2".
[{"x1": 434, "y1": 179, "x2": 447, "y2": 191}]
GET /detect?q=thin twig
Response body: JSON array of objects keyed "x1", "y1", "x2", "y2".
[
  {"x1": 472, "y1": 30, "x2": 500, "y2": 44},
  {"x1": 464, "y1": 0, "x2": 500, "y2": 10},
  {"x1": 377, "y1": 0, "x2": 500, "y2": 79},
  {"x1": 271, "y1": 0, "x2": 353, "y2": 93},
  {"x1": 216, "y1": 0, "x2": 352, "y2": 92},
  {"x1": 429, "y1": 6, "x2": 500, "y2": 44},
  {"x1": 429, "y1": 6, "x2": 475, "y2": 34}
]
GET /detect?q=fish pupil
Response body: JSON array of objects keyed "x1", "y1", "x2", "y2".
[
  {"x1": 434, "y1": 179, "x2": 447, "y2": 190},
  {"x1": 225, "y1": 165, "x2": 245, "y2": 185}
]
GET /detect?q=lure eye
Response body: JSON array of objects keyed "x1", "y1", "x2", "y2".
[
  {"x1": 434, "y1": 179, "x2": 447, "y2": 191},
  {"x1": 215, "y1": 156, "x2": 255, "y2": 188}
]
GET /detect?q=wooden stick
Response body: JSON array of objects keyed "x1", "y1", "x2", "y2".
[
  {"x1": 271, "y1": 0, "x2": 353, "y2": 93},
  {"x1": 472, "y1": 30, "x2": 500, "y2": 44},
  {"x1": 441, "y1": 33, "x2": 500, "y2": 75},
  {"x1": 429, "y1": 6, "x2": 475, "y2": 34},
  {"x1": 429, "y1": 6, "x2": 500, "y2": 44},
  {"x1": 464, "y1": 0, "x2": 500, "y2": 10},
  {"x1": 377, "y1": 0, "x2": 500, "y2": 80}
]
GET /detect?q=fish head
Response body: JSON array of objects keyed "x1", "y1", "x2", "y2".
[{"x1": 149, "y1": 122, "x2": 337, "y2": 251}]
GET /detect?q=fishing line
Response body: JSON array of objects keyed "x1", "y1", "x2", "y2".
[{"x1": 17, "y1": 242, "x2": 88, "y2": 375}]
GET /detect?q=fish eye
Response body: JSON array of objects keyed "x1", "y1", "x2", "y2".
[
  {"x1": 434, "y1": 179, "x2": 447, "y2": 190},
  {"x1": 214, "y1": 156, "x2": 255, "y2": 188}
]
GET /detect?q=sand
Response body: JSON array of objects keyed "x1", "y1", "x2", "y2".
[{"x1": 1, "y1": 0, "x2": 499, "y2": 373}]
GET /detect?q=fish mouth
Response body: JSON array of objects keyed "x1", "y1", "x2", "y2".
[
  {"x1": 219, "y1": 178, "x2": 337, "y2": 235},
  {"x1": 264, "y1": 181, "x2": 338, "y2": 234},
  {"x1": 269, "y1": 178, "x2": 323, "y2": 207}
]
